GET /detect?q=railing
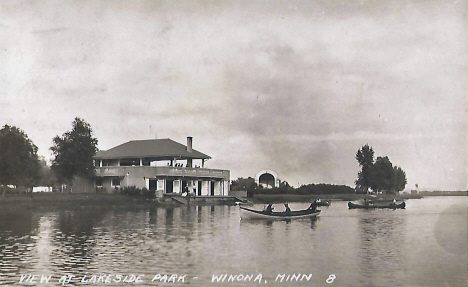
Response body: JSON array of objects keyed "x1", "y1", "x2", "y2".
[{"x1": 94, "y1": 166, "x2": 229, "y2": 179}]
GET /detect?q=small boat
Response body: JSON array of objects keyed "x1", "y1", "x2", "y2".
[
  {"x1": 240, "y1": 206, "x2": 321, "y2": 220},
  {"x1": 347, "y1": 201, "x2": 406, "y2": 209}
]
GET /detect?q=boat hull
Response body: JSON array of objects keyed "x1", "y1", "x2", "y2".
[
  {"x1": 347, "y1": 201, "x2": 406, "y2": 209},
  {"x1": 240, "y1": 207, "x2": 321, "y2": 220}
]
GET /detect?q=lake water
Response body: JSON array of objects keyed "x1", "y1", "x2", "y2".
[{"x1": 0, "y1": 196, "x2": 466, "y2": 287}]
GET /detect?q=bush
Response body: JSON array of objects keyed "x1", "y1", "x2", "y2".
[{"x1": 119, "y1": 186, "x2": 153, "y2": 198}]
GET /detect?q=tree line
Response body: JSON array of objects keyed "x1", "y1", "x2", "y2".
[
  {"x1": 230, "y1": 144, "x2": 407, "y2": 195},
  {"x1": 0, "y1": 118, "x2": 97, "y2": 192},
  {"x1": 1, "y1": 119, "x2": 407, "y2": 195},
  {"x1": 230, "y1": 177, "x2": 354, "y2": 196}
]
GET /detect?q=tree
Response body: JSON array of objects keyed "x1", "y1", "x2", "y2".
[
  {"x1": 370, "y1": 156, "x2": 395, "y2": 193},
  {"x1": 38, "y1": 157, "x2": 57, "y2": 187},
  {"x1": 393, "y1": 166, "x2": 407, "y2": 193},
  {"x1": 0, "y1": 125, "x2": 41, "y2": 187},
  {"x1": 355, "y1": 145, "x2": 407, "y2": 194},
  {"x1": 50, "y1": 118, "x2": 98, "y2": 187},
  {"x1": 230, "y1": 177, "x2": 258, "y2": 191},
  {"x1": 355, "y1": 144, "x2": 375, "y2": 193}
]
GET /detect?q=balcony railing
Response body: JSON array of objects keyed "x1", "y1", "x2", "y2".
[{"x1": 94, "y1": 166, "x2": 229, "y2": 179}]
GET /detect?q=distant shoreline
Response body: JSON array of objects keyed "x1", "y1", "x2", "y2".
[{"x1": 249, "y1": 191, "x2": 467, "y2": 204}]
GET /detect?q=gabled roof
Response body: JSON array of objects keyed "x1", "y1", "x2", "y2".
[{"x1": 94, "y1": 139, "x2": 211, "y2": 160}]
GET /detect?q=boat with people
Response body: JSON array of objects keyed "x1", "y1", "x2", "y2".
[
  {"x1": 347, "y1": 199, "x2": 405, "y2": 209},
  {"x1": 240, "y1": 203, "x2": 321, "y2": 220}
]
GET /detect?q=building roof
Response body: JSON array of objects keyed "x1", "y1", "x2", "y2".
[{"x1": 94, "y1": 139, "x2": 211, "y2": 160}]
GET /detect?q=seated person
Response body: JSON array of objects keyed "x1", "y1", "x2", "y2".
[
  {"x1": 264, "y1": 204, "x2": 274, "y2": 213},
  {"x1": 364, "y1": 198, "x2": 372, "y2": 205},
  {"x1": 308, "y1": 200, "x2": 318, "y2": 212}
]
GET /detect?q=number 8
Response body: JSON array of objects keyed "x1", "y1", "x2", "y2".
[{"x1": 326, "y1": 274, "x2": 336, "y2": 284}]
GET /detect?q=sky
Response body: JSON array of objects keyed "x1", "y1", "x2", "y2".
[{"x1": 1, "y1": 0, "x2": 466, "y2": 191}]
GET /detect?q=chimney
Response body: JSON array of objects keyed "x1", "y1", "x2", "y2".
[{"x1": 187, "y1": 136, "x2": 193, "y2": 153}]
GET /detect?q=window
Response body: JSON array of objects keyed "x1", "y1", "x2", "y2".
[
  {"x1": 111, "y1": 177, "x2": 121, "y2": 187},
  {"x1": 95, "y1": 178, "x2": 103, "y2": 187}
]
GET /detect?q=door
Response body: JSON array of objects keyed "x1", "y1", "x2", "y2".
[
  {"x1": 149, "y1": 179, "x2": 157, "y2": 191},
  {"x1": 166, "y1": 180, "x2": 174, "y2": 193},
  {"x1": 210, "y1": 181, "x2": 215, "y2": 196}
]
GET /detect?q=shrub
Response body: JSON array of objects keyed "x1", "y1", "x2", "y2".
[{"x1": 120, "y1": 186, "x2": 154, "y2": 198}]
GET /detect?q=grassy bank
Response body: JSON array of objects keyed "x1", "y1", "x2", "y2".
[
  {"x1": 0, "y1": 193, "x2": 165, "y2": 210},
  {"x1": 0, "y1": 192, "x2": 242, "y2": 210}
]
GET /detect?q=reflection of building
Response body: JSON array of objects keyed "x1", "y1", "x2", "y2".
[
  {"x1": 93, "y1": 137, "x2": 230, "y2": 196},
  {"x1": 255, "y1": 170, "x2": 280, "y2": 188}
]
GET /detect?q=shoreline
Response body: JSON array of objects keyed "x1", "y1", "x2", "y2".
[
  {"x1": 249, "y1": 193, "x2": 423, "y2": 204},
  {"x1": 1, "y1": 191, "x2": 465, "y2": 209}
]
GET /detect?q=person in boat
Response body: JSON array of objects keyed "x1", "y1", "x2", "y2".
[
  {"x1": 308, "y1": 200, "x2": 318, "y2": 212},
  {"x1": 391, "y1": 198, "x2": 397, "y2": 205},
  {"x1": 263, "y1": 204, "x2": 274, "y2": 213},
  {"x1": 284, "y1": 203, "x2": 291, "y2": 214}
]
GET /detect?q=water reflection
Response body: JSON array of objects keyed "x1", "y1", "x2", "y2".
[
  {"x1": 357, "y1": 211, "x2": 406, "y2": 287},
  {"x1": 0, "y1": 210, "x2": 39, "y2": 285},
  {"x1": 0, "y1": 198, "x2": 465, "y2": 287}
]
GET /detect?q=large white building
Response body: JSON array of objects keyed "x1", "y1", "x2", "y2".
[{"x1": 93, "y1": 137, "x2": 230, "y2": 196}]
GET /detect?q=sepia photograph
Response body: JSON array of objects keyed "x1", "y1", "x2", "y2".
[{"x1": 0, "y1": 1, "x2": 467, "y2": 286}]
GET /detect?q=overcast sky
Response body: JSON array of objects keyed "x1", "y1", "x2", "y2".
[{"x1": 1, "y1": 0, "x2": 466, "y2": 191}]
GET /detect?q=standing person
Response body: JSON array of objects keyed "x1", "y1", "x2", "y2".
[{"x1": 284, "y1": 203, "x2": 291, "y2": 214}]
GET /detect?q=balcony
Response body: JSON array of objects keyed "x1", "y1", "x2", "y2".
[{"x1": 94, "y1": 166, "x2": 229, "y2": 179}]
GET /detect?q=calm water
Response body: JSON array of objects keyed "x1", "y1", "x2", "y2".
[{"x1": 0, "y1": 197, "x2": 466, "y2": 287}]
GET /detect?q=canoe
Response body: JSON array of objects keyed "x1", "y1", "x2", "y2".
[
  {"x1": 347, "y1": 201, "x2": 406, "y2": 209},
  {"x1": 240, "y1": 206, "x2": 321, "y2": 220}
]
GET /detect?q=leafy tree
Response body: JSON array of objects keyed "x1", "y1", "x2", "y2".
[
  {"x1": 393, "y1": 166, "x2": 407, "y2": 193},
  {"x1": 355, "y1": 144, "x2": 375, "y2": 193},
  {"x1": 50, "y1": 118, "x2": 98, "y2": 187},
  {"x1": 355, "y1": 145, "x2": 407, "y2": 194},
  {"x1": 38, "y1": 157, "x2": 57, "y2": 187},
  {"x1": 370, "y1": 156, "x2": 395, "y2": 193},
  {"x1": 230, "y1": 177, "x2": 258, "y2": 191},
  {"x1": 0, "y1": 125, "x2": 41, "y2": 187}
]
